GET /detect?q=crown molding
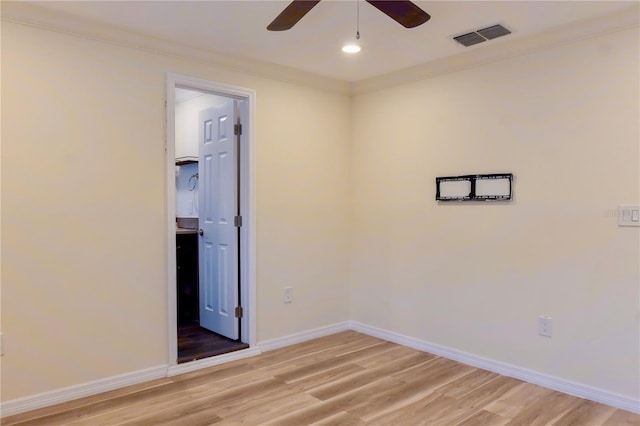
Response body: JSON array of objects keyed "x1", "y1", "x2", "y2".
[
  {"x1": 0, "y1": 1, "x2": 351, "y2": 95},
  {"x1": 351, "y1": 4, "x2": 640, "y2": 95},
  {"x1": 1, "y1": 2, "x2": 637, "y2": 97}
]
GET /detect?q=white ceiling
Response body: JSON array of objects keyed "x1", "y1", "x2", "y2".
[{"x1": 19, "y1": 1, "x2": 640, "y2": 82}]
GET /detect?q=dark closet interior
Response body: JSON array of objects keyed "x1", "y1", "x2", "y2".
[{"x1": 176, "y1": 232, "x2": 248, "y2": 364}]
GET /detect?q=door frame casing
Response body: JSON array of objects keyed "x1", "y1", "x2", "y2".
[{"x1": 165, "y1": 73, "x2": 257, "y2": 365}]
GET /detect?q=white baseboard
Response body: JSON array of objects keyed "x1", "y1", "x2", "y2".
[
  {"x1": 3, "y1": 321, "x2": 638, "y2": 418},
  {"x1": 0, "y1": 322, "x2": 350, "y2": 418},
  {"x1": 349, "y1": 321, "x2": 640, "y2": 414},
  {"x1": 257, "y1": 321, "x2": 351, "y2": 352},
  {"x1": 0, "y1": 365, "x2": 167, "y2": 418},
  {"x1": 1, "y1": 347, "x2": 264, "y2": 419},
  {"x1": 167, "y1": 347, "x2": 262, "y2": 377}
]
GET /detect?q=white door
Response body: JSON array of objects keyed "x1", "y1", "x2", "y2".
[{"x1": 198, "y1": 101, "x2": 239, "y2": 340}]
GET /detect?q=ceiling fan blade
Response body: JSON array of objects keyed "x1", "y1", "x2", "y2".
[
  {"x1": 365, "y1": 1, "x2": 430, "y2": 28},
  {"x1": 267, "y1": 0, "x2": 321, "y2": 31}
]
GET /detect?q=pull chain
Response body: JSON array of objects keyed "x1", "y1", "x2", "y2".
[{"x1": 356, "y1": 0, "x2": 360, "y2": 40}]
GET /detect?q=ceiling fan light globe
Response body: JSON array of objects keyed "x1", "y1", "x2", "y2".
[{"x1": 342, "y1": 43, "x2": 362, "y2": 54}]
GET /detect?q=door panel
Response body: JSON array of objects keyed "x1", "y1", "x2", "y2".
[{"x1": 198, "y1": 101, "x2": 239, "y2": 340}]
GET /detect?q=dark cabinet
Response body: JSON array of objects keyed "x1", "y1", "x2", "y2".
[{"x1": 177, "y1": 233, "x2": 199, "y2": 324}]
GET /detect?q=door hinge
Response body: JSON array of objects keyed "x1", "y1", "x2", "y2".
[
  {"x1": 234, "y1": 123, "x2": 242, "y2": 136},
  {"x1": 234, "y1": 215, "x2": 242, "y2": 227},
  {"x1": 235, "y1": 306, "x2": 243, "y2": 318}
]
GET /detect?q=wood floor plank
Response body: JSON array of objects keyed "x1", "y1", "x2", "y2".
[
  {"x1": 66, "y1": 395, "x2": 192, "y2": 425},
  {"x1": 603, "y1": 408, "x2": 640, "y2": 425},
  {"x1": 146, "y1": 408, "x2": 224, "y2": 426},
  {"x1": 505, "y1": 391, "x2": 585, "y2": 426},
  {"x1": 0, "y1": 378, "x2": 173, "y2": 426},
  {"x1": 391, "y1": 356, "x2": 475, "y2": 390},
  {"x1": 446, "y1": 375, "x2": 523, "y2": 413},
  {"x1": 325, "y1": 375, "x2": 406, "y2": 407},
  {"x1": 309, "y1": 352, "x2": 433, "y2": 400},
  {"x1": 4, "y1": 331, "x2": 638, "y2": 426},
  {"x1": 274, "y1": 342, "x2": 389, "y2": 383},
  {"x1": 220, "y1": 392, "x2": 320, "y2": 425},
  {"x1": 188, "y1": 377, "x2": 290, "y2": 412},
  {"x1": 246, "y1": 338, "x2": 388, "y2": 382},
  {"x1": 310, "y1": 411, "x2": 366, "y2": 426},
  {"x1": 434, "y1": 369, "x2": 500, "y2": 399},
  {"x1": 367, "y1": 391, "x2": 475, "y2": 425},
  {"x1": 259, "y1": 398, "x2": 355, "y2": 426},
  {"x1": 5, "y1": 380, "x2": 192, "y2": 426},
  {"x1": 262, "y1": 377, "x2": 405, "y2": 426},
  {"x1": 455, "y1": 409, "x2": 510, "y2": 426},
  {"x1": 287, "y1": 363, "x2": 367, "y2": 391},
  {"x1": 199, "y1": 360, "x2": 294, "y2": 388},
  {"x1": 369, "y1": 375, "x2": 521, "y2": 426},
  {"x1": 293, "y1": 335, "x2": 388, "y2": 360},
  {"x1": 550, "y1": 399, "x2": 618, "y2": 426},
  {"x1": 276, "y1": 354, "x2": 361, "y2": 382},
  {"x1": 354, "y1": 344, "x2": 428, "y2": 369},
  {"x1": 250, "y1": 332, "x2": 378, "y2": 368},
  {"x1": 65, "y1": 383, "x2": 201, "y2": 425},
  {"x1": 285, "y1": 341, "x2": 397, "y2": 374},
  {"x1": 483, "y1": 381, "x2": 555, "y2": 419},
  {"x1": 345, "y1": 375, "x2": 441, "y2": 421},
  {"x1": 199, "y1": 380, "x2": 300, "y2": 419},
  {"x1": 332, "y1": 341, "x2": 399, "y2": 363},
  {"x1": 120, "y1": 379, "x2": 314, "y2": 425},
  {"x1": 114, "y1": 395, "x2": 223, "y2": 426}
]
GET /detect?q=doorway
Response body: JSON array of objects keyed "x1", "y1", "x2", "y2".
[{"x1": 166, "y1": 74, "x2": 256, "y2": 367}]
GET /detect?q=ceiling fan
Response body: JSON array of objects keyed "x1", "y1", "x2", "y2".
[{"x1": 267, "y1": 0, "x2": 431, "y2": 31}]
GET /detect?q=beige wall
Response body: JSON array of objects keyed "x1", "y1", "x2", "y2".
[
  {"x1": 350, "y1": 27, "x2": 639, "y2": 398},
  {"x1": 1, "y1": 21, "x2": 351, "y2": 400},
  {"x1": 2, "y1": 14, "x2": 638, "y2": 405}
]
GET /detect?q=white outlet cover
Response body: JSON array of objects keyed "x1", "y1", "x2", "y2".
[
  {"x1": 284, "y1": 287, "x2": 293, "y2": 303},
  {"x1": 538, "y1": 316, "x2": 553, "y2": 337}
]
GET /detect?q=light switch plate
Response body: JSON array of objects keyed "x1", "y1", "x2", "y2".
[{"x1": 619, "y1": 205, "x2": 640, "y2": 227}]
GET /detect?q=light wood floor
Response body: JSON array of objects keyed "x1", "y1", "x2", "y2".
[{"x1": 4, "y1": 331, "x2": 639, "y2": 425}]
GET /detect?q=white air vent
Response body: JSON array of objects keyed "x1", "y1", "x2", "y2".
[{"x1": 453, "y1": 24, "x2": 511, "y2": 47}]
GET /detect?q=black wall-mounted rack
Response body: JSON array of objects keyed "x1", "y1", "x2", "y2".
[{"x1": 436, "y1": 173, "x2": 513, "y2": 201}]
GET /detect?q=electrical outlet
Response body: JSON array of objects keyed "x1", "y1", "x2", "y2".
[
  {"x1": 283, "y1": 287, "x2": 293, "y2": 303},
  {"x1": 538, "y1": 316, "x2": 553, "y2": 337}
]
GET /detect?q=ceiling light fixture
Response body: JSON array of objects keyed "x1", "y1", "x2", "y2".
[
  {"x1": 342, "y1": 0, "x2": 362, "y2": 54},
  {"x1": 342, "y1": 43, "x2": 361, "y2": 54}
]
